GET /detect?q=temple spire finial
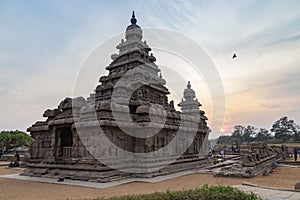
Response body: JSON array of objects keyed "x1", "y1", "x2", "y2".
[
  {"x1": 187, "y1": 81, "x2": 191, "y2": 89},
  {"x1": 130, "y1": 11, "x2": 137, "y2": 24}
]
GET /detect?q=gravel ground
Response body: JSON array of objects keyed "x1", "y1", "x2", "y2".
[{"x1": 0, "y1": 166, "x2": 299, "y2": 200}]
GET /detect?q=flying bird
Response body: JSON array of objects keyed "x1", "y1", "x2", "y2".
[{"x1": 232, "y1": 53, "x2": 237, "y2": 59}]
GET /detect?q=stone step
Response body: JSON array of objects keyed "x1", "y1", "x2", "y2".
[
  {"x1": 204, "y1": 160, "x2": 238, "y2": 170},
  {"x1": 0, "y1": 162, "x2": 10, "y2": 166},
  {"x1": 24, "y1": 155, "x2": 213, "y2": 182}
]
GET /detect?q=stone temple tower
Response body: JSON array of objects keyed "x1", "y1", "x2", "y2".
[
  {"x1": 24, "y1": 12, "x2": 211, "y2": 182},
  {"x1": 178, "y1": 81, "x2": 207, "y2": 120}
]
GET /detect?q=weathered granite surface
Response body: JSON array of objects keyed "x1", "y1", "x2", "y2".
[
  {"x1": 215, "y1": 142, "x2": 282, "y2": 178},
  {"x1": 24, "y1": 12, "x2": 211, "y2": 182}
]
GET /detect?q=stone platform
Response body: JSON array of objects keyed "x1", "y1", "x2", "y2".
[
  {"x1": 22, "y1": 155, "x2": 212, "y2": 182},
  {"x1": 1, "y1": 168, "x2": 211, "y2": 189},
  {"x1": 215, "y1": 142, "x2": 283, "y2": 177}
]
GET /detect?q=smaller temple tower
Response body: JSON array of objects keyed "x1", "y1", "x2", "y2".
[
  {"x1": 179, "y1": 81, "x2": 208, "y2": 155},
  {"x1": 178, "y1": 81, "x2": 207, "y2": 120}
]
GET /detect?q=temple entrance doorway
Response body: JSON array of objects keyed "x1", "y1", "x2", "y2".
[{"x1": 55, "y1": 127, "x2": 73, "y2": 160}]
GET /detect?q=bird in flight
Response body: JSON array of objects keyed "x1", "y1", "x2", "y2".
[{"x1": 232, "y1": 53, "x2": 237, "y2": 59}]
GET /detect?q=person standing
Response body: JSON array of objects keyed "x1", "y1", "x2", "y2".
[
  {"x1": 231, "y1": 145, "x2": 237, "y2": 153},
  {"x1": 3, "y1": 146, "x2": 6, "y2": 154},
  {"x1": 293, "y1": 147, "x2": 298, "y2": 162},
  {"x1": 211, "y1": 145, "x2": 216, "y2": 163},
  {"x1": 220, "y1": 149, "x2": 225, "y2": 160}
]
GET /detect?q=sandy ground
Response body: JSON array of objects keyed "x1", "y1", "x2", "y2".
[{"x1": 0, "y1": 166, "x2": 299, "y2": 200}]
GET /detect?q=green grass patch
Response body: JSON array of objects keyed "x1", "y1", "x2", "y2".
[{"x1": 90, "y1": 185, "x2": 262, "y2": 200}]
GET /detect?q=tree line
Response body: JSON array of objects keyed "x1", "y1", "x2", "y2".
[
  {"x1": 217, "y1": 116, "x2": 300, "y2": 144},
  {"x1": 0, "y1": 130, "x2": 33, "y2": 150}
]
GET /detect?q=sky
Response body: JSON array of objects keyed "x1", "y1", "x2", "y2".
[{"x1": 1, "y1": 0, "x2": 300, "y2": 137}]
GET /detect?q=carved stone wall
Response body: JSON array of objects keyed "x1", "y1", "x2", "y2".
[{"x1": 24, "y1": 13, "x2": 210, "y2": 182}]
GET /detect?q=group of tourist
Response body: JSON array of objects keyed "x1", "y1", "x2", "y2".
[
  {"x1": 211, "y1": 145, "x2": 226, "y2": 163},
  {"x1": 0, "y1": 149, "x2": 20, "y2": 167},
  {"x1": 8, "y1": 151, "x2": 20, "y2": 168},
  {"x1": 1, "y1": 147, "x2": 21, "y2": 168},
  {"x1": 231, "y1": 145, "x2": 240, "y2": 153},
  {"x1": 211, "y1": 145, "x2": 241, "y2": 157}
]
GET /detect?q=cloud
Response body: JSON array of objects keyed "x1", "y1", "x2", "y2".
[{"x1": 1, "y1": 1, "x2": 300, "y2": 135}]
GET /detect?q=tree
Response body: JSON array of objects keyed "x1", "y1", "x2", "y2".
[
  {"x1": 231, "y1": 125, "x2": 244, "y2": 142},
  {"x1": 217, "y1": 135, "x2": 232, "y2": 144},
  {"x1": 293, "y1": 132, "x2": 300, "y2": 141},
  {"x1": 230, "y1": 125, "x2": 257, "y2": 143},
  {"x1": 0, "y1": 130, "x2": 33, "y2": 149},
  {"x1": 243, "y1": 125, "x2": 256, "y2": 142},
  {"x1": 271, "y1": 117, "x2": 297, "y2": 142},
  {"x1": 292, "y1": 126, "x2": 300, "y2": 141},
  {"x1": 292, "y1": 125, "x2": 300, "y2": 141},
  {"x1": 255, "y1": 128, "x2": 271, "y2": 141}
]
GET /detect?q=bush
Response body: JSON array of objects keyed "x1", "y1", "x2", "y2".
[{"x1": 91, "y1": 185, "x2": 262, "y2": 200}]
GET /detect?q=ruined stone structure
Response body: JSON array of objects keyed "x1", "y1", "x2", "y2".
[
  {"x1": 215, "y1": 142, "x2": 282, "y2": 178},
  {"x1": 24, "y1": 12, "x2": 210, "y2": 182}
]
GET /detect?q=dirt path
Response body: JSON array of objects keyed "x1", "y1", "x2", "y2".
[
  {"x1": 0, "y1": 166, "x2": 299, "y2": 200},
  {"x1": 0, "y1": 166, "x2": 22, "y2": 175}
]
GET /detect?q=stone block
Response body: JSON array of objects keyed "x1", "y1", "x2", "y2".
[{"x1": 295, "y1": 182, "x2": 300, "y2": 191}]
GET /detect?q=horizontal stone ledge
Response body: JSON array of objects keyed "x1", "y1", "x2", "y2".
[
  {"x1": 48, "y1": 118, "x2": 74, "y2": 125},
  {"x1": 28, "y1": 125, "x2": 49, "y2": 132},
  {"x1": 75, "y1": 120, "x2": 202, "y2": 131}
]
